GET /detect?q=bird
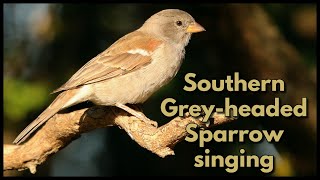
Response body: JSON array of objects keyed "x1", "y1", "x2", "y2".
[{"x1": 13, "y1": 9, "x2": 205, "y2": 144}]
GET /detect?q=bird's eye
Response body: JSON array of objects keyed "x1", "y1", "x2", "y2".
[{"x1": 176, "y1": 20, "x2": 183, "y2": 26}]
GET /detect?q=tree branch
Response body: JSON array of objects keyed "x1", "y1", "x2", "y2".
[{"x1": 3, "y1": 106, "x2": 234, "y2": 174}]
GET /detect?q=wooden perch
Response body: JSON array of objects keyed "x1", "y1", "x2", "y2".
[{"x1": 3, "y1": 106, "x2": 234, "y2": 174}]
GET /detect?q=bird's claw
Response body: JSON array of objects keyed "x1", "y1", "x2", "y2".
[{"x1": 136, "y1": 112, "x2": 158, "y2": 128}]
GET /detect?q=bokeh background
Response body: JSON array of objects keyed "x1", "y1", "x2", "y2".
[{"x1": 3, "y1": 3, "x2": 316, "y2": 176}]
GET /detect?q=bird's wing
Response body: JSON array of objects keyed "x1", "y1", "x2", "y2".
[{"x1": 52, "y1": 31, "x2": 163, "y2": 93}]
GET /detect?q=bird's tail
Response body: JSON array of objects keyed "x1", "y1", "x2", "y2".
[{"x1": 13, "y1": 90, "x2": 76, "y2": 145}]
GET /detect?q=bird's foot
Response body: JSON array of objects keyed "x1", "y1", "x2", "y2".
[
  {"x1": 115, "y1": 103, "x2": 158, "y2": 127},
  {"x1": 134, "y1": 112, "x2": 158, "y2": 127}
]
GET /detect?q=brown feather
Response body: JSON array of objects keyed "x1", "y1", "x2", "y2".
[
  {"x1": 13, "y1": 89, "x2": 78, "y2": 144},
  {"x1": 52, "y1": 31, "x2": 162, "y2": 94}
]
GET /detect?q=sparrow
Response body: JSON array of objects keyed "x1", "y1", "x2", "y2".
[{"x1": 13, "y1": 9, "x2": 205, "y2": 144}]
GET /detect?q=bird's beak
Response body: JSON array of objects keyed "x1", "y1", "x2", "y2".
[{"x1": 186, "y1": 22, "x2": 206, "y2": 33}]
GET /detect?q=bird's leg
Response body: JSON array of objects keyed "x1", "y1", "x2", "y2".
[
  {"x1": 131, "y1": 103, "x2": 143, "y2": 112},
  {"x1": 115, "y1": 103, "x2": 158, "y2": 127}
]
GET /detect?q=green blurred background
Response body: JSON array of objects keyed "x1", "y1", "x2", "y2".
[{"x1": 3, "y1": 3, "x2": 316, "y2": 176}]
